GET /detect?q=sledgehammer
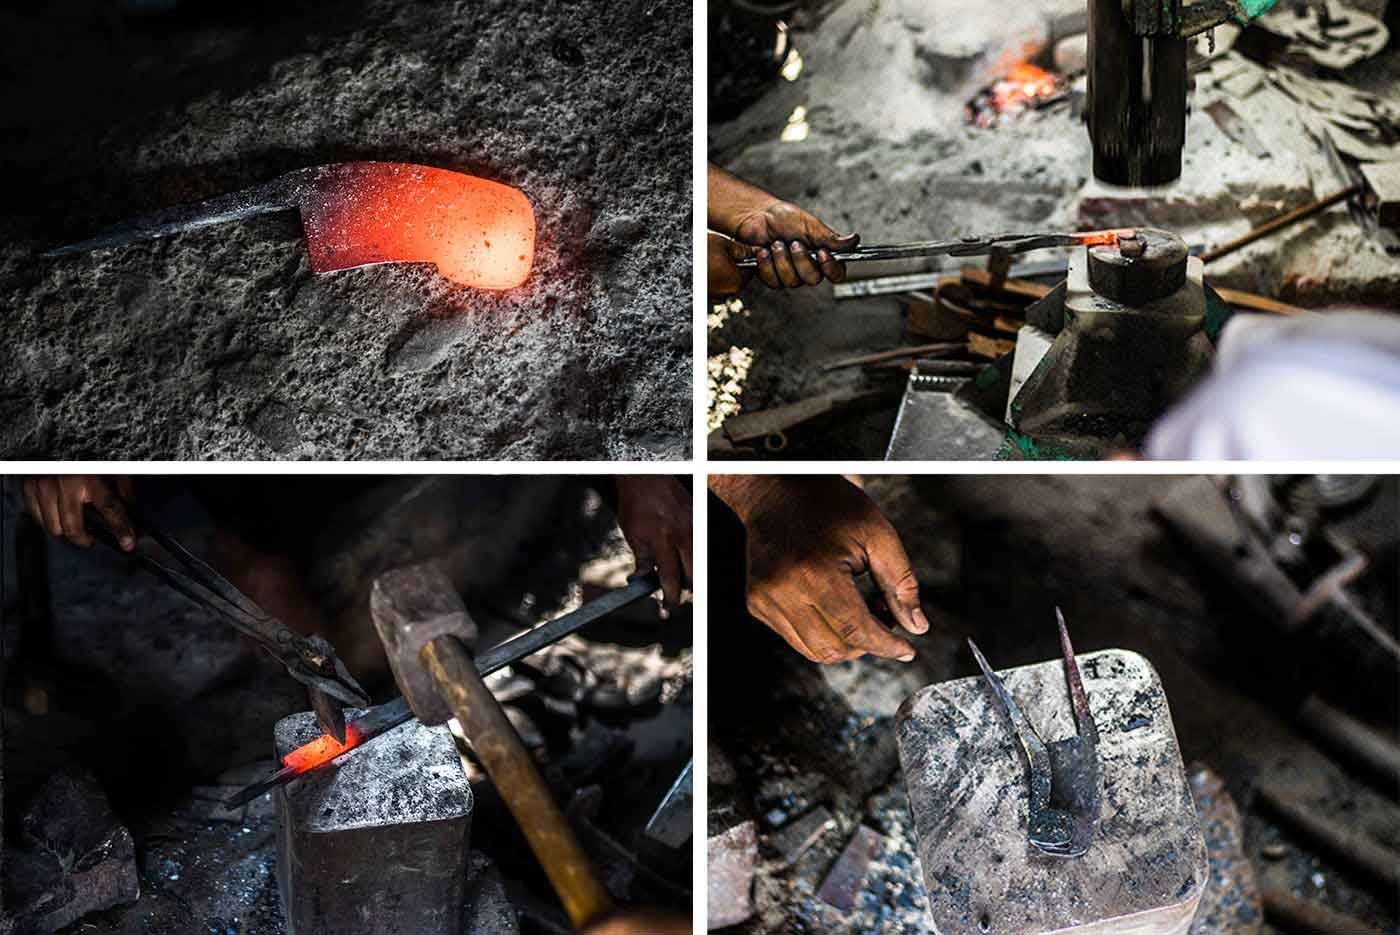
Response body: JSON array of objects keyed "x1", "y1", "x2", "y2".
[{"x1": 370, "y1": 563, "x2": 615, "y2": 930}]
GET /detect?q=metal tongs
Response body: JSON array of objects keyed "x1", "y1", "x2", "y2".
[
  {"x1": 733, "y1": 229, "x2": 1131, "y2": 268},
  {"x1": 967, "y1": 609, "x2": 1102, "y2": 858},
  {"x1": 84, "y1": 502, "x2": 371, "y2": 742}
]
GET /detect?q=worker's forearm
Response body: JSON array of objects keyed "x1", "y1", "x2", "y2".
[{"x1": 708, "y1": 164, "x2": 781, "y2": 237}]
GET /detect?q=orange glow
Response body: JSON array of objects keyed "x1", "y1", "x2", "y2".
[
  {"x1": 993, "y1": 63, "x2": 1060, "y2": 114},
  {"x1": 1076, "y1": 228, "x2": 1136, "y2": 247},
  {"x1": 301, "y1": 162, "x2": 535, "y2": 290},
  {"x1": 969, "y1": 62, "x2": 1065, "y2": 128},
  {"x1": 281, "y1": 723, "x2": 364, "y2": 773}
]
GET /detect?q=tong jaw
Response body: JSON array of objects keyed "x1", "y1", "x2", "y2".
[{"x1": 968, "y1": 608, "x2": 1102, "y2": 858}]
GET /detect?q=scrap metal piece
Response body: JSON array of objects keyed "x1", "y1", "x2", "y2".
[
  {"x1": 816, "y1": 825, "x2": 882, "y2": 910},
  {"x1": 967, "y1": 609, "x2": 1102, "y2": 858},
  {"x1": 734, "y1": 230, "x2": 1133, "y2": 269},
  {"x1": 885, "y1": 372, "x2": 1008, "y2": 461},
  {"x1": 45, "y1": 161, "x2": 536, "y2": 290},
  {"x1": 6, "y1": 771, "x2": 140, "y2": 935},
  {"x1": 1359, "y1": 159, "x2": 1400, "y2": 230},
  {"x1": 645, "y1": 759, "x2": 694, "y2": 848},
  {"x1": 1204, "y1": 99, "x2": 1271, "y2": 159},
  {"x1": 707, "y1": 820, "x2": 757, "y2": 929},
  {"x1": 771, "y1": 806, "x2": 836, "y2": 868},
  {"x1": 225, "y1": 570, "x2": 662, "y2": 808}
]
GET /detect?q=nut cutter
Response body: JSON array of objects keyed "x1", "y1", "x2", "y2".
[{"x1": 967, "y1": 609, "x2": 1102, "y2": 858}]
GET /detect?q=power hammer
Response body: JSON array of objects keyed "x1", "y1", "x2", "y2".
[{"x1": 1087, "y1": 0, "x2": 1277, "y2": 186}]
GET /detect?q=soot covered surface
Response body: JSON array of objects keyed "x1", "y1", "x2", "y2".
[{"x1": 0, "y1": 0, "x2": 691, "y2": 460}]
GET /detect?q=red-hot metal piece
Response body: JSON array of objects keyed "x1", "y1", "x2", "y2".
[
  {"x1": 300, "y1": 163, "x2": 535, "y2": 290},
  {"x1": 45, "y1": 161, "x2": 536, "y2": 291}
]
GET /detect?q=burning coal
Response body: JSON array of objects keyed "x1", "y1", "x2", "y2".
[{"x1": 966, "y1": 62, "x2": 1066, "y2": 128}]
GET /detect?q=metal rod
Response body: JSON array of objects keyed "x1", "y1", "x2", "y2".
[
  {"x1": 1201, "y1": 186, "x2": 1361, "y2": 264},
  {"x1": 1255, "y1": 779, "x2": 1400, "y2": 887},
  {"x1": 1298, "y1": 694, "x2": 1400, "y2": 787},
  {"x1": 1261, "y1": 883, "x2": 1385, "y2": 935}
]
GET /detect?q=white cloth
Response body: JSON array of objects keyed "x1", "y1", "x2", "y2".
[{"x1": 1145, "y1": 312, "x2": 1400, "y2": 460}]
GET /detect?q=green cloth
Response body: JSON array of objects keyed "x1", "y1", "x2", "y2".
[{"x1": 1237, "y1": 0, "x2": 1278, "y2": 20}]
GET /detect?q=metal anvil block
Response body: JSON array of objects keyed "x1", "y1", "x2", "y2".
[
  {"x1": 1009, "y1": 244, "x2": 1213, "y2": 450},
  {"x1": 275, "y1": 710, "x2": 474, "y2": 935},
  {"x1": 896, "y1": 649, "x2": 1206, "y2": 935}
]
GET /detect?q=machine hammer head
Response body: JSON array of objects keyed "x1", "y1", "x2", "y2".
[{"x1": 369, "y1": 563, "x2": 479, "y2": 726}]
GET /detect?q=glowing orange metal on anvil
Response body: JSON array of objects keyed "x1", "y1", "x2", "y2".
[{"x1": 44, "y1": 161, "x2": 536, "y2": 290}]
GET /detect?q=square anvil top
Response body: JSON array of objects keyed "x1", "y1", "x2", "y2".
[
  {"x1": 274, "y1": 709, "x2": 473, "y2": 833},
  {"x1": 895, "y1": 649, "x2": 1207, "y2": 935}
]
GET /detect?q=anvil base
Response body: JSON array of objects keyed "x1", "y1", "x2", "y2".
[{"x1": 274, "y1": 711, "x2": 474, "y2": 935}]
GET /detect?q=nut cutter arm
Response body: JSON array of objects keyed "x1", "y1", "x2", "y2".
[
  {"x1": 83, "y1": 503, "x2": 370, "y2": 742},
  {"x1": 967, "y1": 608, "x2": 1102, "y2": 858},
  {"x1": 732, "y1": 230, "x2": 1133, "y2": 268}
]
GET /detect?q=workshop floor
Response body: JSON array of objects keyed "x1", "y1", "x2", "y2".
[
  {"x1": 707, "y1": 0, "x2": 1400, "y2": 459},
  {"x1": 0, "y1": 0, "x2": 692, "y2": 460},
  {"x1": 709, "y1": 475, "x2": 1399, "y2": 934}
]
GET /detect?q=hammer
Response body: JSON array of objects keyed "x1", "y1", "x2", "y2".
[{"x1": 371, "y1": 563, "x2": 615, "y2": 930}]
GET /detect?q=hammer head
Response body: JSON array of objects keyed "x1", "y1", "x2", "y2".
[{"x1": 370, "y1": 564, "x2": 478, "y2": 725}]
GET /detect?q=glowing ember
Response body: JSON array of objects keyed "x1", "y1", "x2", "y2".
[
  {"x1": 966, "y1": 62, "x2": 1066, "y2": 129},
  {"x1": 281, "y1": 723, "x2": 364, "y2": 773},
  {"x1": 300, "y1": 162, "x2": 535, "y2": 290}
]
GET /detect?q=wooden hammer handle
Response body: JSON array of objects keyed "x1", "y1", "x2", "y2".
[{"x1": 421, "y1": 637, "x2": 614, "y2": 930}]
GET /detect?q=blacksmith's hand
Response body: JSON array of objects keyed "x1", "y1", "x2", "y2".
[
  {"x1": 22, "y1": 475, "x2": 136, "y2": 550},
  {"x1": 615, "y1": 476, "x2": 693, "y2": 608},
  {"x1": 709, "y1": 475, "x2": 929, "y2": 664}
]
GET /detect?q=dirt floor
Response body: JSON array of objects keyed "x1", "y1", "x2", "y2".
[
  {"x1": 1, "y1": 477, "x2": 693, "y2": 933},
  {"x1": 708, "y1": 475, "x2": 1399, "y2": 934},
  {"x1": 0, "y1": 0, "x2": 692, "y2": 460},
  {"x1": 707, "y1": 0, "x2": 1400, "y2": 460}
]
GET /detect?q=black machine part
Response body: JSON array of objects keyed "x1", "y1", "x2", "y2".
[
  {"x1": 1086, "y1": 228, "x2": 1190, "y2": 305},
  {"x1": 1088, "y1": 0, "x2": 1189, "y2": 186}
]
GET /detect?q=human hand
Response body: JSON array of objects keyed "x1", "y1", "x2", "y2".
[
  {"x1": 614, "y1": 476, "x2": 693, "y2": 608},
  {"x1": 731, "y1": 200, "x2": 858, "y2": 290},
  {"x1": 22, "y1": 475, "x2": 136, "y2": 550},
  {"x1": 708, "y1": 231, "x2": 749, "y2": 296},
  {"x1": 710, "y1": 476, "x2": 929, "y2": 663}
]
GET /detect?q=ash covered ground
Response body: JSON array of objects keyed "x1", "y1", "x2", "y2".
[
  {"x1": 707, "y1": 0, "x2": 1400, "y2": 459},
  {"x1": 0, "y1": 0, "x2": 691, "y2": 460},
  {"x1": 709, "y1": 476, "x2": 1399, "y2": 934}
]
